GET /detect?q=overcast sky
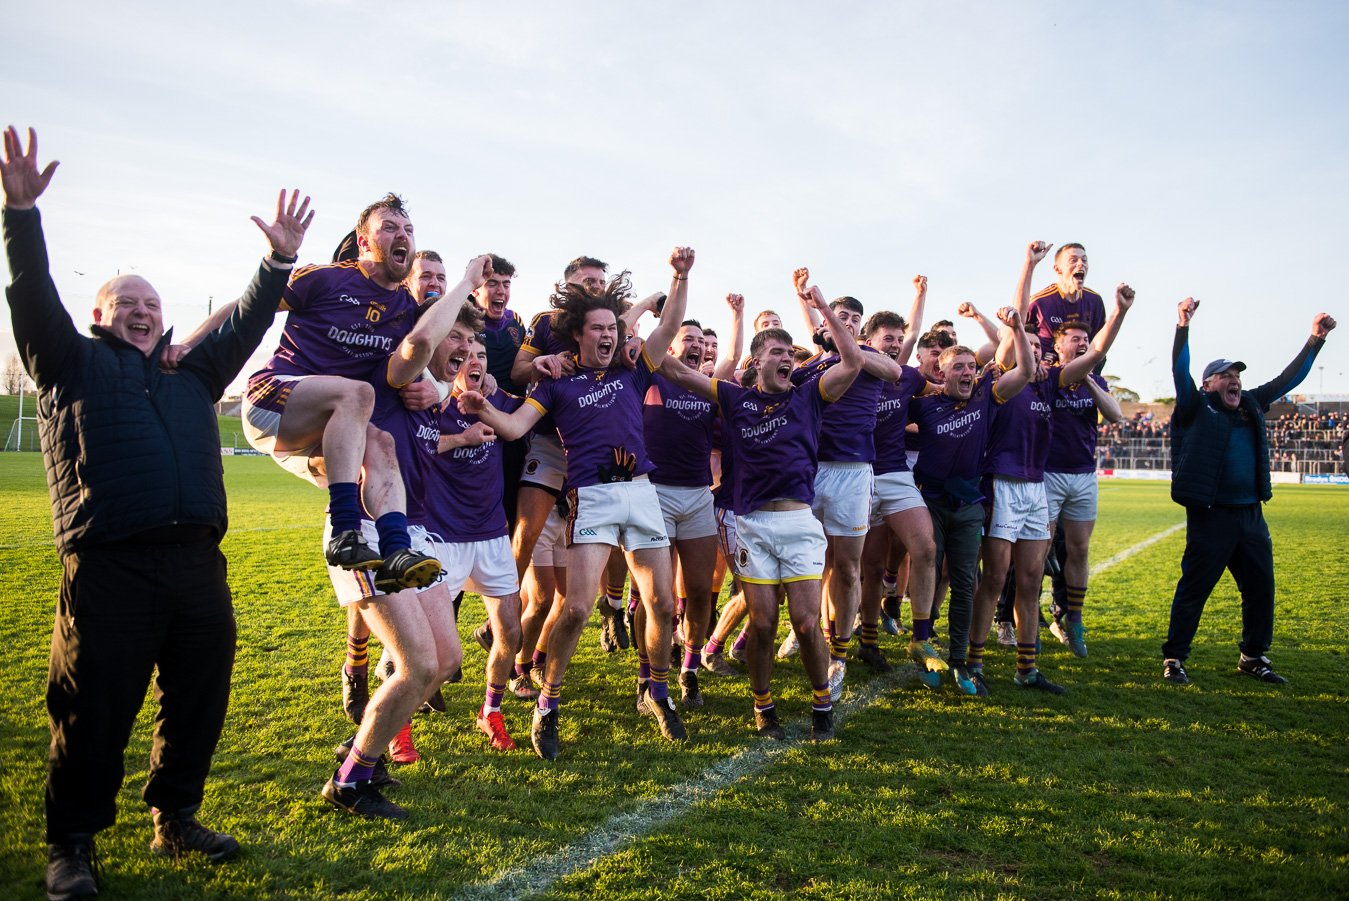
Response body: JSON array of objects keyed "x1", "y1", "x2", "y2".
[{"x1": 4, "y1": 0, "x2": 1346, "y2": 400}]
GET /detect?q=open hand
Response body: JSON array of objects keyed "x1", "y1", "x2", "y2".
[
  {"x1": 0, "y1": 127, "x2": 59, "y2": 210},
  {"x1": 251, "y1": 189, "x2": 314, "y2": 259}
]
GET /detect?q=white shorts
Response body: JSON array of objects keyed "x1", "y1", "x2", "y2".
[
  {"x1": 735, "y1": 507, "x2": 827, "y2": 585},
  {"x1": 655, "y1": 484, "x2": 717, "y2": 541},
  {"x1": 568, "y1": 480, "x2": 670, "y2": 551},
  {"x1": 521, "y1": 434, "x2": 566, "y2": 493},
  {"x1": 241, "y1": 373, "x2": 325, "y2": 487},
  {"x1": 428, "y1": 533, "x2": 518, "y2": 598},
  {"x1": 715, "y1": 506, "x2": 738, "y2": 574},
  {"x1": 531, "y1": 508, "x2": 569, "y2": 569},
  {"x1": 1044, "y1": 471, "x2": 1098, "y2": 522},
  {"x1": 985, "y1": 477, "x2": 1051, "y2": 543},
  {"x1": 869, "y1": 470, "x2": 927, "y2": 525},
  {"x1": 811, "y1": 461, "x2": 873, "y2": 537},
  {"x1": 323, "y1": 518, "x2": 439, "y2": 605}
]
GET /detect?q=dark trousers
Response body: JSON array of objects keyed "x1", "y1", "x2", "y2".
[
  {"x1": 928, "y1": 498, "x2": 983, "y2": 665},
  {"x1": 1162, "y1": 504, "x2": 1275, "y2": 662},
  {"x1": 46, "y1": 537, "x2": 236, "y2": 841},
  {"x1": 502, "y1": 436, "x2": 528, "y2": 529}
]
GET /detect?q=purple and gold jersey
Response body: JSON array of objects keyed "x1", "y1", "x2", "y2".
[
  {"x1": 790, "y1": 346, "x2": 886, "y2": 462},
  {"x1": 715, "y1": 378, "x2": 833, "y2": 516},
  {"x1": 420, "y1": 388, "x2": 525, "y2": 542},
  {"x1": 524, "y1": 349, "x2": 658, "y2": 492},
  {"x1": 521, "y1": 310, "x2": 573, "y2": 357},
  {"x1": 908, "y1": 370, "x2": 1001, "y2": 505},
  {"x1": 1046, "y1": 372, "x2": 1108, "y2": 474},
  {"x1": 643, "y1": 372, "x2": 715, "y2": 488},
  {"x1": 983, "y1": 366, "x2": 1062, "y2": 482},
  {"x1": 1027, "y1": 285, "x2": 1106, "y2": 361},
  {"x1": 260, "y1": 262, "x2": 417, "y2": 380},
  {"x1": 873, "y1": 365, "x2": 928, "y2": 476},
  {"x1": 367, "y1": 376, "x2": 440, "y2": 524}
]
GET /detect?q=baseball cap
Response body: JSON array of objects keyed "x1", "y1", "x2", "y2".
[{"x1": 1202, "y1": 359, "x2": 1246, "y2": 380}]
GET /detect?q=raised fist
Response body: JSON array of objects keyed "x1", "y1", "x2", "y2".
[
  {"x1": 1027, "y1": 241, "x2": 1053, "y2": 264},
  {"x1": 726, "y1": 292, "x2": 745, "y2": 313},
  {"x1": 1313, "y1": 313, "x2": 1337, "y2": 338},
  {"x1": 792, "y1": 267, "x2": 810, "y2": 298},
  {"x1": 670, "y1": 246, "x2": 696, "y2": 275},
  {"x1": 1177, "y1": 297, "x2": 1200, "y2": 326},
  {"x1": 1116, "y1": 283, "x2": 1136, "y2": 310},
  {"x1": 996, "y1": 306, "x2": 1021, "y2": 328},
  {"x1": 913, "y1": 275, "x2": 928, "y2": 293}
]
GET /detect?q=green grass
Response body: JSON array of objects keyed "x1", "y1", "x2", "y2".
[
  {"x1": 0, "y1": 460, "x2": 1346, "y2": 899},
  {"x1": 0, "y1": 398, "x2": 247, "y2": 451}
]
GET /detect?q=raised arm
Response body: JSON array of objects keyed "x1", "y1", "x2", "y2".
[
  {"x1": 897, "y1": 275, "x2": 928, "y2": 364},
  {"x1": 811, "y1": 287, "x2": 863, "y2": 399},
  {"x1": 643, "y1": 246, "x2": 695, "y2": 362},
  {"x1": 713, "y1": 292, "x2": 745, "y2": 380},
  {"x1": 991, "y1": 306, "x2": 1033, "y2": 400},
  {"x1": 793, "y1": 266, "x2": 823, "y2": 332},
  {"x1": 1173, "y1": 298, "x2": 1200, "y2": 414},
  {"x1": 1060, "y1": 283, "x2": 1134, "y2": 384},
  {"x1": 1014, "y1": 240, "x2": 1053, "y2": 319},
  {"x1": 959, "y1": 300, "x2": 1003, "y2": 347},
  {"x1": 621, "y1": 291, "x2": 664, "y2": 334},
  {"x1": 1250, "y1": 312, "x2": 1336, "y2": 407},
  {"x1": 388, "y1": 254, "x2": 493, "y2": 386},
  {"x1": 1083, "y1": 375, "x2": 1123, "y2": 423},
  {"x1": 456, "y1": 389, "x2": 543, "y2": 441},
  {"x1": 1, "y1": 126, "x2": 80, "y2": 387}
]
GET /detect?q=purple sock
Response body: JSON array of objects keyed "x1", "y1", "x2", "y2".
[
  {"x1": 732, "y1": 629, "x2": 748, "y2": 654},
  {"x1": 682, "y1": 644, "x2": 702, "y2": 672},
  {"x1": 335, "y1": 745, "x2": 378, "y2": 785},
  {"x1": 329, "y1": 483, "x2": 362, "y2": 534},
  {"x1": 705, "y1": 636, "x2": 725, "y2": 655},
  {"x1": 637, "y1": 649, "x2": 651, "y2": 682},
  {"x1": 375, "y1": 512, "x2": 411, "y2": 555}
]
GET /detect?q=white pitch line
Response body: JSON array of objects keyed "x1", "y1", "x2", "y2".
[{"x1": 454, "y1": 521, "x2": 1187, "y2": 901}]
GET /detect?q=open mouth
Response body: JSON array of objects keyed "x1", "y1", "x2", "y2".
[
  {"x1": 466, "y1": 366, "x2": 483, "y2": 387},
  {"x1": 445, "y1": 353, "x2": 465, "y2": 376},
  {"x1": 1072, "y1": 269, "x2": 1086, "y2": 283},
  {"x1": 684, "y1": 348, "x2": 702, "y2": 366},
  {"x1": 391, "y1": 245, "x2": 410, "y2": 266},
  {"x1": 128, "y1": 323, "x2": 152, "y2": 337},
  {"x1": 598, "y1": 339, "x2": 615, "y2": 356},
  {"x1": 776, "y1": 362, "x2": 792, "y2": 378}
]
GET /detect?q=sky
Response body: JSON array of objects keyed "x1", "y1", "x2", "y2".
[{"x1": 3, "y1": 0, "x2": 1347, "y2": 401}]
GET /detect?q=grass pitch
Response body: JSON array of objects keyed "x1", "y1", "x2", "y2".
[{"x1": 0, "y1": 456, "x2": 1345, "y2": 899}]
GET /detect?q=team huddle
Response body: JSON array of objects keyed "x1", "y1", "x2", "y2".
[
  {"x1": 230, "y1": 190, "x2": 1145, "y2": 820},
  {"x1": 7, "y1": 126, "x2": 1334, "y2": 899}
]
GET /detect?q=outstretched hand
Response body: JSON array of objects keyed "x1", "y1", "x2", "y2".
[
  {"x1": 1177, "y1": 297, "x2": 1199, "y2": 326},
  {"x1": 458, "y1": 390, "x2": 486, "y2": 414},
  {"x1": 1313, "y1": 313, "x2": 1337, "y2": 338},
  {"x1": 0, "y1": 127, "x2": 59, "y2": 210},
  {"x1": 251, "y1": 189, "x2": 314, "y2": 259}
]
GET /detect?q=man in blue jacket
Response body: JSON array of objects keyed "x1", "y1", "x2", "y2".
[
  {"x1": 1163, "y1": 297, "x2": 1336, "y2": 686},
  {"x1": 1, "y1": 127, "x2": 313, "y2": 900}
]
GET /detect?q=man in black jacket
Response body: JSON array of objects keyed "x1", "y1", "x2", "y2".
[
  {"x1": 1, "y1": 127, "x2": 313, "y2": 900},
  {"x1": 1163, "y1": 296, "x2": 1336, "y2": 687}
]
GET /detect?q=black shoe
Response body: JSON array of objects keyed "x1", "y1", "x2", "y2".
[
  {"x1": 810, "y1": 708, "x2": 836, "y2": 742},
  {"x1": 1014, "y1": 669, "x2": 1067, "y2": 695},
  {"x1": 598, "y1": 605, "x2": 619, "y2": 653},
  {"x1": 679, "y1": 671, "x2": 704, "y2": 708},
  {"x1": 447, "y1": 666, "x2": 463, "y2": 684},
  {"x1": 1163, "y1": 659, "x2": 1190, "y2": 685},
  {"x1": 373, "y1": 548, "x2": 442, "y2": 592},
  {"x1": 635, "y1": 680, "x2": 652, "y2": 715},
  {"x1": 644, "y1": 692, "x2": 688, "y2": 741},
  {"x1": 321, "y1": 777, "x2": 407, "y2": 820},
  {"x1": 531, "y1": 707, "x2": 560, "y2": 760},
  {"x1": 473, "y1": 622, "x2": 493, "y2": 653},
  {"x1": 969, "y1": 668, "x2": 990, "y2": 698},
  {"x1": 150, "y1": 810, "x2": 240, "y2": 861},
  {"x1": 333, "y1": 738, "x2": 401, "y2": 790},
  {"x1": 882, "y1": 595, "x2": 902, "y2": 624},
  {"x1": 857, "y1": 644, "x2": 893, "y2": 673},
  {"x1": 326, "y1": 529, "x2": 383, "y2": 570},
  {"x1": 1238, "y1": 655, "x2": 1289, "y2": 684},
  {"x1": 621, "y1": 606, "x2": 635, "y2": 651},
  {"x1": 342, "y1": 667, "x2": 368, "y2": 725},
  {"x1": 46, "y1": 839, "x2": 97, "y2": 900},
  {"x1": 754, "y1": 707, "x2": 786, "y2": 740},
  {"x1": 418, "y1": 687, "x2": 447, "y2": 714}
]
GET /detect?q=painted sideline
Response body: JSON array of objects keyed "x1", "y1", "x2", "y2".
[{"x1": 453, "y1": 522, "x2": 1187, "y2": 901}]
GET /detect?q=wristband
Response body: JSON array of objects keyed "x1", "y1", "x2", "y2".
[{"x1": 269, "y1": 250, "x2": 299, "y2": 264}]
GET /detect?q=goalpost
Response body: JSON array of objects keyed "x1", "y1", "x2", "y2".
[{"x1": 3, "y1": 382, "x2": 39, "y2": 452}]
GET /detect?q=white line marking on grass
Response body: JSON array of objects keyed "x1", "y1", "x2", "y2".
[
  {"x1": 1090, "y1": 521, "x2": 1185, "y2": 576},
  {"x1": 455, "y1": 521, "x2": 1187, "y2": 900}
]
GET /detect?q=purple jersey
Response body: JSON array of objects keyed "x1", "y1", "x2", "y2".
[
  {"x1": 367, "y1": 376, "x2": 440, "y2": 524},
  {"x1": 908, "y1": 370, "x2": 1002, "y2": 505},
  {"x1": 260, "y1": 262, "x2": 417, "y2": 380},
  {"x1": 521, "y1": 310, "x2": 573, "y2": 356},
  {"x1": 524, "y1": 349, "x2": 658, "y2": 492},
  {"x1": 643, "y1": 372, "x2": 715, "y2": 487},
  {"x1": 420, "y1": 389, "x2": 525, "y2": 541},
  {"x1": 872, "y1": 365, "x2": 928, "y2": 475},
  {"x1": 983, "y1": 366, "x2": 1061, "y2": 482},
  {"x1": 715, "y1": 377, "x2": 832, "y2": 515},
  {"x1": 1027, "y1": 285, "x2": 1106, "y2": 360},
  {"x1": 791, "y1": 346, "x2": 886, "y2": 462},
  {"x1": 1046, "y1": 372, "x2": 1107, "y2": 474}
]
